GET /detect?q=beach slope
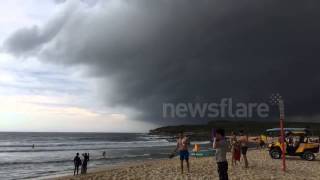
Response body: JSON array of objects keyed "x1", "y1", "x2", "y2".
[{"x1": 54, "y1": 150, "x2": 320, "y2": 180}]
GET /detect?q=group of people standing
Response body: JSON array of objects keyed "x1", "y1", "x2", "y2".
[
  {"x1": 214, "y1": 129, "x2": 250, "y2": 180},
  {"x1": 73, "y1": 152, "x2": 90, "y2": 176},
  {"x1": 230, "y1": 130, "x2": 249, "y2": 168},
  {"x1": 71, "y1": 130, "x2": 249, "y2": 179},
  {"x1": 174, "y1": 129, "x2": 250, "y2": 180}
]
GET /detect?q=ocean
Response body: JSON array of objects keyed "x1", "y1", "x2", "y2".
[{"x1": 0, "y1": 132, "x2": 181, "y2": 180}]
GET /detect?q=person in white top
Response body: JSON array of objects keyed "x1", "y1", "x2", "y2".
[{"x1": 213, "y1": 128, "x2": 228, "y2": 180}]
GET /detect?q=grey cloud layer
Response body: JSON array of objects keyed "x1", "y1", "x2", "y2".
[{"x1": 4, "y1": 0, "x2": 320, "y2": 124}]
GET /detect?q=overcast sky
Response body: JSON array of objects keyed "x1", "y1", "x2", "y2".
[
  {"x1": 1, "y1": 0, "x2": 320, "y2": 132},
  {"x1": 0, "y1": 0, "x2": 157, "y2": 132}
]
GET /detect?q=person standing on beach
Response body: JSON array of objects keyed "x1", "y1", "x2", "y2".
[
  {"x1": 239, "y1": 130, "x2": 249, "y2": 168},
  {"x1": 174, "y1": 131, "x2": 190, "y2": 174},
  {"x1": 230, "y1": 131, "x2": 240, "y2": 166},
  {"x1": 81, "y1": 153, "x2": 90, "y2": 174},
  {"x1": 73, "y1": 153, "x2": 82, "y2": 176},
  {"x1": 213, "y1": 128, "x2": 228, "y2": 180}
]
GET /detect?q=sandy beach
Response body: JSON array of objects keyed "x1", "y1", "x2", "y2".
[{"x1": 52, "y1": 149, "x2": 320, "y2": 180}]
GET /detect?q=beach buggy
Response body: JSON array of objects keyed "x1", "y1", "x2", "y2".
[{"x1": 265, "y1": 128, "x2": 319, "y2": 161}]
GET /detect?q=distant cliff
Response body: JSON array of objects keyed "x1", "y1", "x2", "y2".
[{"x1": 149, "y1": 121, "x2": 320, "y2": 141}]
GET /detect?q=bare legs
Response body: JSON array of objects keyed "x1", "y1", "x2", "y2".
[
  {"x1": 74, "y1": 166, "x2": 79, "y2": 175},
  {"x1": 231, "y1": 150, "x2": 235, "y2": 166},
  {"x1": 186, "y1": 159, "x2": 190, "y2": 173},
  {"x1": 232, "y1": 158, "x2": 236, "y2": 166},
  {"x1": 180, "y1": 159, "x2": 190, "y2": 174},
  {"x1": 243, "y1": 155, "x2": 248, "y2": 168}
]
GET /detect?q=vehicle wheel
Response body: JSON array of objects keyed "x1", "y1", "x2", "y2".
[
  {"x1": 303, "y1": 151, "x2": 315, "y2": 161},
  {"x1": 270, "y1": 149, "x2": 282, "y2": 159}
]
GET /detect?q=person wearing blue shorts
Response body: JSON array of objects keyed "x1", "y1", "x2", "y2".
[
  {"x1": 180, "y1": 150, "x2": 189, "y2": 161},
  {"x1": 175, "y1": 131, "x2": 190, "y2": 174}
]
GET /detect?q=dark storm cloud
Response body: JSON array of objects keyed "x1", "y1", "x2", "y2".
[
  {"x1": 3, "y1": 2, "x2": 75, "y2": 55},
  {"x1": 3, "y1": 0, "x2": 320, "y2": 124}
]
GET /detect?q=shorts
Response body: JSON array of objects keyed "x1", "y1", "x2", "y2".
[
  {"x1": 241, "y1": 146, "x2": 248, "y2": 155},
  {"x1": 179, "y1": 150, "x2": 189, "y2": 161}
]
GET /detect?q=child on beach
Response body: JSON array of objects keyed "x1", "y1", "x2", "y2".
[
  {"x1": 213, "y1": 128, "x2": 228, "y2": 180},
  {"x1": 174, "y1": 131, "x2": 190, "y2": 174}
]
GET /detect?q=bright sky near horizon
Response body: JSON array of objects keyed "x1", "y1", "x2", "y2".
[{"x1": 0, "y1": 0, "x2": 155, "y2": 132}]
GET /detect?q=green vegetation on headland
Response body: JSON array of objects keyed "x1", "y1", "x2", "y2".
[{"x1": 149, "y1": 121, "x2": 320, "y2": 141}]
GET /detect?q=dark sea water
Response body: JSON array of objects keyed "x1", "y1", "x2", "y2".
[{"x1": 0, "y1": 132, "x2": 186, "y2": 180}]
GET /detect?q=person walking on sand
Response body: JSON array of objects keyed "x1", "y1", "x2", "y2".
[
  {"x1": 81, "y1": 153, "x2": 90, "y2": 174},
  {"x1": 174, "y1": 131, "x2": 190, "y2": 174},
  {"x1": 239, "y1": 130, "x2": 249, "y2": 168},
  {"x1": 230, "y1": 131, "x2": 240, "y2": 166},
  {"x1": 73, "y1": 153, "x2": 82, "y2": 176},
  {"x1": 213, "y1": 128, "x2": 229, "y2": 180}
]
